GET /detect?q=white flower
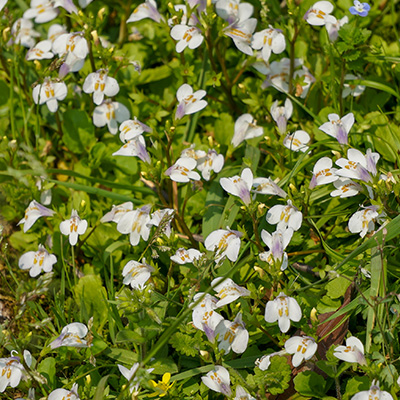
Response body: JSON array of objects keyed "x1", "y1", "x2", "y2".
[
  {"x1": 18, "y1": 200, "x2": 55, "y2": 232},
  {"x1": 196, "y1": 149, "x2": 224, "y2": 181},
  {"x1": 309, "y1": 157, "x2": 338, "y2": 189},
  {"x1": 260, "y1": 57, "x2": 293, "y2": 91},
  {"x1": 180, "y1": 144, "x2": 203, "y2": 160},
  {"x1": 351, "y1": 381, "x2": 393, "y2": 400},
  {"x1": 261, "y1": 228, "x2": 293, "y2": 269},
  {"x1": 171, "y1": 248, "x2": 202, "y2": 264},
  {"x1": 224, "y1": 18, "x2": 257, "y2": 56},
  {"x1": 330, "y1": 178, "x2": 362, "y2": 198},
  {"x1": 147, "y1": 208, "x2": 175, "y2": 237},
  {"x1": 47, "y1": 24, "x2": 67, "y2": 45},
  {"x1": 234, "y1": 385, "x2": 256, "y2": 400},
  {"x1": 215, "y1": 0, "x2": 254, "y2": 25},
  {"x1": 212, "y1": 277, "x2": 250, "y2": 308},
  {"x1": 319, "y1": 113, "x2": 354, "y2": 145},
  {"x1": 334, "y1": 336, "x2": 366, "y2": 365},
  {"x1": 231, "y1": 114, "x2": 263, "y2": 147},
  {"x1": 285, "y1": 336, "x2": 318, "y2": 367},
  {"x1": 119, "y1": 117, "x2": 152, "y2": 142},
  {"x1": 270, "y1": 98, "x2": 293, "y2": 134},
  {"x1": 93, "y1": 100, "x2": 130, "y2": 134},
  {"x1": 19, "y1": 244, "x2": 57, "y2": 277},
  {"x1": 118, "y1": 363, "x2": 140, "y2": 394},
  {"x1": 348, "y1": 205, "x2": 380, "y2": 238},
  {"x1": 201, "y1": 366, "x2": 231, "y2": 396},
  {"x1": 175, "y1": 83, "x2": 207, "y2": 119},
  {"x1": 191, "y1": 293, "x2": 224, "y2": 340},
  {"x1": 266, "y1": 200, "x2": 302, "y2": 231},
  {"x1": 59, "y1": 209, "x2": 88, "y2": 246},
  {"x1": 283, "y1": 130, "x2": 310, "y2": 152},
  {"x1": 11, "y1": 18, "x2": 40, "y2": 48},
  {"x1": 48, "y1": 384, "x2": 80, "y2": 400},
  {"x1": 53, "y1": 0, "x2": 78, "y2": 13},
  {"x1": 252, "y1": 177, "x2": 287, "y2": 198},
  {"x1": 220, "y1": 168, "x2": 253, "y2": 205},
  {"x1": 23, "y1": 0, "x2": 59, "y2": 24},
  {"x1": 127, "y1": 0, "x2": 164, "y2": 23},
  {"x1": 112, "y1": 136, "x2": 151, "y2": 163},
  {"x1": 118, "y1": 363, "x2": 154, "y2": 394},
  {"x1": 170, "y1": 24, "x2": 204, "y2": 53},
  {"x1": 122, "y1": 259, "x2": 154, "y2": 289},
  {"x1": 336, "y1": 148, "x2": 380, "y2": 182},
  {"x1": 32, "y1": 78, "x2": 67, "y2": 112},
  {"x1": 83, "y1": 69, "x2": 120, "y2": 105},
  {"x1": 49, "y1": 323, "x2": 88, "y2": 349},
  {"x1": 26, "y1": 40, "x2": 54, "y2": 61},
  {"x1": 252, "y1": 26, "x2": 286, "y2": 63},
  {"x1": 305, "y1": 1, "x2": 336, "y2": 26},
  {"x1": 52, "y1": 32, "x2": 89, "y2": 75},
  {"x1": 204, "y1": 228, "x2": 242, "y2": 263},
  {"x1": 165, "y1": 157, "x2": 201, "y2": 182},
  {"x1": 325, "y1": 15, "x2": 348, "y2": 41},
  {"x1": 215, "y1": 313, "x2": 249, "y2": 354},
  {"x1": 342, "y1": 74, "x2": 366, "y2": 98},
  {"x1": 101, "y1": 202, "x2": 134, "y2": 223},
  {"x1": 264, "y1": 292, "x2": 302, "y2": 333},
  {"x1": 116, "y1": 205, "x2": 151, "y2": 246},
  {"x1": 0, "y1": 354, "x2": 25, "y2": 393}
]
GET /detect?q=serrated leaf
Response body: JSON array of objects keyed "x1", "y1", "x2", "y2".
[
  {"x1": 170, "y1": 332, "x2": 201, "y2": 357},
  {"x1": 247, "y1": 356, "x2": 291, "y2": 395}
]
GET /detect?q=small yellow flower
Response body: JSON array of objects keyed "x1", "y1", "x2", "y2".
[{"x1": 148, "y1": 372, "x2": 175, "y2": 397}]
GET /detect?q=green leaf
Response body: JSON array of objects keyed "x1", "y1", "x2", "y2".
[
  {"x1": 365, "y1": 111, "x2": 400, "y2": 163},
  {"x1": 116, "y1": 329, "x2": 146, "y2": 344},
  {"x1": 37, "y1": 357, "x2": 56, "y2": 387},
  {"x1": 103, "y1": 347, "x2": 139, "y2": 364},
  {"x1": 0, "y1": 80, "x2": 10, "y2": 106},
  {"x1": 293, "y1": 371, "x2": 326, "y2": 398},
  {"x1": 359, "y1": 80, "x2": 400, "y2": 99},
  {"x1": 63, "y1": 110, "x2": 96, "y2": 154},
  {"x1": 150, "y1": 358, "x2": 179, "y2": 375},
  {"x1": 73, "y1": 274, "x2": 108, "y2": 328},
  {"x1": 326, "y1": 276, "x2": 351, "y2": 299},
  {"x1": 170, "y1": 331, "x2": 202, "y2": 357},
  {"x1": 202, "y1": 181, "x2": 225, "y2": 238},
  {"x1": 244, "y1": 145, "x2": 260, "y2": 172},
  {"x1": 93, "y1": 375, "x2": 109, "y2": 400},
  {"x1": 343, "y1": 376, "x2": 370, "y2": 400},
  {"x1": 214, "y1": 113, "x2": 234, "y2": 145},
  {"x1": 47, "y1": 178, "x2": 143, "y2": 204}
]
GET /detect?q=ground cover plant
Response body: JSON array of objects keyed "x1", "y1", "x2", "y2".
[{"x1": 1, "y1": 0, "x2": 400, "y2": 399}]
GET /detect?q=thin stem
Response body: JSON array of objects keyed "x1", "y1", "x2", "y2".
[
  {"x1": 288, "y1": 23, "x2": 299, "y2": 94},
  {"x1": 9, "y1": 58, "x2": 16, "y2": 141},
  {"x1": 55, "y1": 110, "x2": 63, "y2": 137},
  {"x1": 339, "y1": 58, "x2": 346, "y2": 115},
  {"x1": 118, "y1": 0, "x2": 132, "y2": 46}
]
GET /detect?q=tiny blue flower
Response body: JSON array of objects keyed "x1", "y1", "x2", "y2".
[{"x1": 349, "y1": 0, "x2": 370, "y2": 16}]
